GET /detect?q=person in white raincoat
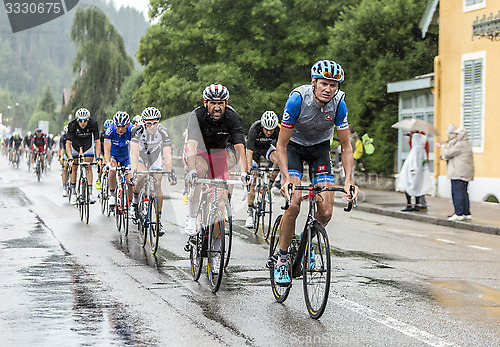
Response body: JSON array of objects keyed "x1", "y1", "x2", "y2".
[{"x1": 397, "y1": 132, "x2": 432, "y2": 211}]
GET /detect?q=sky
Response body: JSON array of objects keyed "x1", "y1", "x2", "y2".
[{"x1": 105, "y1": 0, "x2": 151, "y2": 20}]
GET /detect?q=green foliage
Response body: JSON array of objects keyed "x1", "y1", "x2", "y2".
[
  {"x1": 65, "y1": 7, "x2": 134, "y2": 125},
  {"x1": 136, "y1": 0, "x2": 362, "y2": 130},
  {"x1": 108, "y1": 69, "x2": 145, "y2": 117},
  {"x1": 327, "y1": 0, "x2": 437, "y2": 174}
]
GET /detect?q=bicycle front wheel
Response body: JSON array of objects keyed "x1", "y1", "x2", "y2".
[
  {"x1": 223, "y1": 198, "x2": 233, "y2": 269},
  {"x1": 269, "y1": 214, "x2": 291, "y2": 303},
  {"x1": 261, "y1": 185, "x2": 273, "y2": 239},
  {"x1": 190, "y1": 202, "x2": 205, "y2": 281},
  {"x1": 137, "y1": 190, "x2": 148, "y2": 248},
  {"x1": 123, "y1": 184, "x2": 129, "y2": 236},
  {"x1": 207, "y1": 209, "x2": 225, "y2": 293},
  {"x1": 148, "y1": 194, "x2": 160, "y2": 254},
  {"x1": 83, "y1": 178, "x2": 90, "y2": 224},
  {"x1": 302, "y1": 221, "x2": 331, "y2": 319},
  {"x1": 115, "y1": 188, "x2": 122, "y2": 232},
  {"x1": 100, "y1": 173, "x2": 108, "y2": 214}
]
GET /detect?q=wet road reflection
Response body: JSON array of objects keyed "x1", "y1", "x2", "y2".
[{"x1": 0, "y1": 189, "x2": 154, "y2": 345}]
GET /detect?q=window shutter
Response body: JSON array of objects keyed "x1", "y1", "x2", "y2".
[{"x1": 463, "y1": 59, "x2": 482, "y2": 147}]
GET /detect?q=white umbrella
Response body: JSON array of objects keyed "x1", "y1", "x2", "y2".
[{"x1": 391, "y1": 118, "x2": 439, "y2": 136}]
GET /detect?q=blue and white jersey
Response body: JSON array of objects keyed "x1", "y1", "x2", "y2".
[
  {"x1": 281, "y1": 85, "x2": 348, "y2": 147},
  {"x1": 104, "y1": 123, "x2": 133, "y2": 159}
]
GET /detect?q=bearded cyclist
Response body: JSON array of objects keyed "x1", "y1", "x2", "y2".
[{"x1": 274, "y1": 60, "x2": 359, "y2": 285}]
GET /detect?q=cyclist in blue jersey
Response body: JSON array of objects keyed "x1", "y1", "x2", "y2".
[
  {"x1": 96, "y1": 119, "x2": 113, "y2": 190},
  {"x1": 103, "y1": 112, "x2": 133, "y2": 207},
  {"x1": 274, "y1": 60, "x2": 359, "y2": 285}
]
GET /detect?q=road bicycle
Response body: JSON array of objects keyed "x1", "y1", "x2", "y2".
[
  {"x1": 34, "y1": 151, "x2": 44, "y2": 182},
  {"x1": 10, "y1": 148, "x2": 21, "y2": 169},
  {"x1": 133, "y1": 170, "x2": 176, "y2": 254},
  {"x1": 26, "y1": 149, "x2": 32, "y2": 171},
  {"x1": 250, "y1": 167, "x2": 280, "y2": 239},
  {"x1": 114, "y1": 166, "x2": 131, "y2": 236},
  {"x1": 268, "y1": 183, "x2": 355, "y2": 319},
  {"x1": 187, "y1": 177, "x2": 241, "y2": 293},
  {"x1": 72, "y1": 153, "x2": 97, "y2": 224}
]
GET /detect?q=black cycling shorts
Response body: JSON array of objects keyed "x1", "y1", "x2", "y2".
[{"x1": 286, "y1": 140, "x2": 335, "y2": 184}]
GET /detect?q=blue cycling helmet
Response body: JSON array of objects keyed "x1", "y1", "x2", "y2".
[
  {"x1": 113, "y1": 111, "x2": 130, "y2": 126},
  {"x1": 310, "y1": 60, "x2": 344, "y2": 83},
  {"x1": 103, "y1": 119, "x2": 113, "y2": 129}
]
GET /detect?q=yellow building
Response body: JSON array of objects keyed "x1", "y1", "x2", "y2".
[{"x1": 421, "y1": 0, "x2": 500, "y2": 202}]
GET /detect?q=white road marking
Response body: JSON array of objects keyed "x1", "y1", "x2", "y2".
[
  {"x1": 436, "y1": 239, "x2": 455, "y2": 244},
  {"x1": 409, "y1": 233, "x2": 428, "y2": 238},
  {"x1": 468, "y1": 245, "x2": 492, "y2": 251},
  {"x1": 331, "y1": 295, "x2": 457, "y2": 346}
]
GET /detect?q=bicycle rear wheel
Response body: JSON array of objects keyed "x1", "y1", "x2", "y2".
[
  {"x1": 223, "y1": 198, "x2": 233, "y2": 269},
  {"x1": 148, "y1": 194, "x2": 160, "y2": 254},
  {"x1": 190, "y1": 201, "x2": 205, "y2": 281},
  {"x1": 269, "y1": 214, "x2": 291, "y2": 303},
  {"x1": 303, "y1": 221, "x2": 331, "y2": 319},
  {"x1": 207, "y1": 209, "x2": 225, "y2": 293},
  {"x1": 261, "y1": 185, "x2": 273, "y2": 239},
  {"x1": 78, "y1": 179, "x2": 84, "y2": 221},
  {"x1": 36, "y1": 159, "x2": 41, "y2": 181},
  {"x1": 253, "y1": 194, "x2": 261, "y2": 234}
]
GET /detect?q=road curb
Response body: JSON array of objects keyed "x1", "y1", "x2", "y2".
[{"x1": 335, "y1": 202, "x2": 500, "y2": 236}]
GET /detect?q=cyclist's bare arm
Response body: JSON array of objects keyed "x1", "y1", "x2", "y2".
[
  {"x1": 337, "y1": 128, "x2": 359, "y2": 201},
  {"x1": 162, "y1": 145, "x2": 173, "y2": 172},
  {"x1": 276, "y1": 126, "x2": 294, "y2": 200},
  {"x1": 103, "y1": 141, "x2": 112, "y2": 164},
  {"x1": 130, "y1": 141, "x2": 139, "y2": 173},
  {"x1": 186, "y1": 139, "x2": 198, "y2": 173},
  {"x1": 233, "y1": 143, "x2": 248, "y2": 173}
]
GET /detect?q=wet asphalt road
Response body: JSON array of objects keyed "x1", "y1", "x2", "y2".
[{"x1": 1, "y1": 156, "x2": 499, "y2": 346}]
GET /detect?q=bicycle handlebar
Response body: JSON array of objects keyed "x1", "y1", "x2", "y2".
[{"x1": 284, "y1": 183, "x2": 356, "y2": 212}]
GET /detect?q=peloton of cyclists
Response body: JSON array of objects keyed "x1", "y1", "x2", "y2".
[
  {"x1": 244, "y1": 111, "x2": 281, "y2": 227},
  {"x1": 66, "y1": 108, "x2": 102, "y2": 204},
  {"x1": 273, "y1": 59, "x2": 359, "y2": 285}
]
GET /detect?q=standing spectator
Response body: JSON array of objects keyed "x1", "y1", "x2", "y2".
[
  {"x1": 397, "y1": 132, "x2": 432, "y2": 211},
  {"x1": 440, "y1": 126, "x2": 474, "y2": 221}
]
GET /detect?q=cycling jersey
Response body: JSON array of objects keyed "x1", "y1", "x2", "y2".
[
  {"x1": 23, "y1": 135, "x2": 31, "y2": 148},
  {"x1": 66, "y1": 118, "x2": 100, "y2": 152},
  {"x1": 131, "y1": 124, "x2": 171, "y2": 168},
  {"x1": 104, "y1": 123, "x2": 133, "y2": 166},
  {"x1": 31, "y1": 134, "x2": 47, "y2": 152},
  {"x1": 247, "y1": 120, "x2": 279, "y2": 160},
  {"x1": 9, "y1": 136, "x2": 23, "y2": 149},
  {"x1": 59, "y1": 134, "x2": 68, "y2": 159},
  {"x1": 187, "y1": 105, "x2": 245, "y2": 154},
  {"x1": 99, "y1": 129, "x2": 106, "y2": 156},
  {"x1": 281, "y1": 85, "x2": 348, "y2": 147}
]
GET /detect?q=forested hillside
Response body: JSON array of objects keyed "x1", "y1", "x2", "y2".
[{"x1": 0, "y1": 0, "x2": 149, "y2": 133}]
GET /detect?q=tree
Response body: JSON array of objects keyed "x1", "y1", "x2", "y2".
[
  {"x1": 137, "y1": 0, "x2": 361, "y2": 129},
  {"x1": 65, "y1": 6, "x2": 134, "y2": 125},
  {"x1": 29, "y1": 85, "x2": 61, "y2": 133},
  {"x1": 327, "y1": 0, "x2": 437, "y2": 174}
]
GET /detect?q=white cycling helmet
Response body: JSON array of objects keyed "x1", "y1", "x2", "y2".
[
  {"x1": 75, "y1": 108, "x2": 91, "y2": 121},
  {"x1": 203, "y1": 84, "x2": 229, "y2": 101},
  {"x1": 141, "y1": 107, "x2": 161, "y2": 121},
  {"x1": 261, "y1": 111, "x2": 278, "y2": 130},
  {"x1": 113, "y1": 111, "x2": 130, "y2": 126}
]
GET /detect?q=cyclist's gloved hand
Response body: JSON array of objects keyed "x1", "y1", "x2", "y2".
[
  {"x1": 128, "y1": 178, "x2": 135, "y2": 186},
  {"x1": 185, "y1": 169, "x2": 198, "y2": 184},
  {"x1": 241, "y1": 171, "x2": 252, "y2": 186}
]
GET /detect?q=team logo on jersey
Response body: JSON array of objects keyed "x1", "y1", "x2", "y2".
[
  {"x1": 283, "y1": 112, "x2": 290, "y2": 122},
  {"x1": 325, "y1": 114, "x2": 332, "y2": 121},
  {"x1": 318, "y1": 165, "x2": 326, "y2": 171}
]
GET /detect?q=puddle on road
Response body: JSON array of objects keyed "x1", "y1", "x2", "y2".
[
  {"x1": 2, "y1": 215, "x2": 155, "y2": 345},
  {"x1": 0, "y1": 187, "x2": 30, "y2": 208},
  {"x1": 429, "y1": 280, "x2": 500, "y2": 318}
]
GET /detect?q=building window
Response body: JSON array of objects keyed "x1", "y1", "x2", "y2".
[
  {"x1": 463, "y1": 56, "x2": 484, "y2": 148},
  {"x1": 464, "y1": 0, "x2": 486, "y2": 12}
]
